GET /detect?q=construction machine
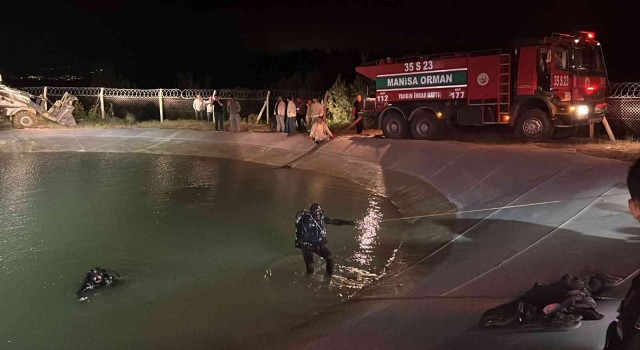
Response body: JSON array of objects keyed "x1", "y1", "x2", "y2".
[{"x1": 0, "y1": 73, "x2": 77, "y2": 128}]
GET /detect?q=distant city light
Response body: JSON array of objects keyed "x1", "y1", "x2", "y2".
[
  {"x1": 16, "y1": 74, "x2": 84, "y2": 81},
  {"x1": 12, "y1": 67, "x2": 87, "y2": 82}
]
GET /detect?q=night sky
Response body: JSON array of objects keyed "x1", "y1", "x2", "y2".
[{"x1": 1, "y1": 0, "x2": 636, "y2": 88}]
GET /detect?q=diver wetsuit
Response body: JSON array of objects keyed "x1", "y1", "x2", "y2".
[
  {"x1": 77, "y1": 267, "x2": 116, "y2": 296},
  {"x1": 295, "y1": 204, "x2": 354, "y2": 275}
]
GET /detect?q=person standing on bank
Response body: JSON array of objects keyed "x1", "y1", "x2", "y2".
[
  {"x1": 205, "y1": 95, "x2": 213, "y2": 123},
  {"x1": 213, "y1": 95, "x2": 225, "y2": 131},
  {"x1": 193, "y1": 94, "x2": 205, "y2": 121},
  {"x1": 295, "y1": 97, "x2": 306, "y2": 132},
  {"x1": 294, "y1": 203, "x2": 355, "y2": 275},
  {"x1": 287, "y1": 96, "x2": 297, "y2": 136},
  {"x1": 352, "y1": 94, "x2": 364, "y2": 134},
  {"x1": 227, "y1": 96, "x2": 241, "y2": 132},
  {"x1": 274, "y1": 96, "x2": 286, "y2": 133}
]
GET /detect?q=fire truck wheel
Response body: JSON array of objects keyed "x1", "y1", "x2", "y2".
[
  {"x1": 552, "y1": 126, "x2": 578, "y2": 139},
  {"x1": 382, "y1": 112, "x2": 409, "y2": 139},
  {"x1": 12, "y1": 111, "x2": 39, "y2": 129},
  {"x1": 410, "y1": 112, "x2": 446, "y2": 140},
  {"x1": 515, "y1": 109, "x2": 552, "y2": 141}
]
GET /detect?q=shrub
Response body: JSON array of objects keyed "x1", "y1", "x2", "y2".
[
  {"x1": 72, "y1": 101, "x2": 88, "y2": 120},
  {"x1": 125, "y1": 112, "x2": 137, "y2": 124},
  {"x1": 327, "y1": 74, "x2": 376, "y2": 124},
  {"x1": 327, "y1": 75, "x2": 352, "y2": 123},
  {"x1": 73, "y1": 101, "x2": 104, "y2": 123},
  {"x1": 86, "y1": 104, "x2": 101, "y2": 121},
  {"x1": 106, "y1": 103, "x2": 115, "y2": 118}
]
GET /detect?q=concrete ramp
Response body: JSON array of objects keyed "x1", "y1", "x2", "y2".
[
  {"x1": 0, "y1": 129, "x2": 636, "y2": 349},
  {"x1": 280, "y1": 137, "x2": 637, "y2": 350}
]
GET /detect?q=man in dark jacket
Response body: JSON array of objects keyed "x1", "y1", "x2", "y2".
[
  {"x1": 352, "y1": 95, "x2": 364, "y2": 134},
  {"x1": 604, "y1": 158, "x2": 640, "y2": 350},
  {"x1": 296, "y1": 97, "x2": 307, "y2": 132},
  {"x1": 295, "y1": 203, "x2": 355, "y2": 275},
  {"x1": 212, "y1": 95, "x2": 225, "y2": 131}
]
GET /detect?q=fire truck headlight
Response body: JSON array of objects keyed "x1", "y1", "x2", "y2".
[{"x1": 576, "y1": 105, "x2": 589, "y2": 117}]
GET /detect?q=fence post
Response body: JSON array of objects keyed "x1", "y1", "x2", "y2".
[
  {"x1": 159, "y1": 89, "x2": 164, "y2": 123},
  {"x1": 267, "y1": 90, "x2": 270, "y2": 125},
  {"x1": 99, "y1": 88, "x2": 105, "y2": 119},
  {"x1": 43, "y1": 86, "x2": 48, "y2": 110},
  {"x1": 589, "y1": 123, "x2": 595, "y2": 139},
  {"x1": 602, "y1": 116, "x2": 616, "y2": 142},
  {"x1": 256, "y1": 90, "x2": 270, "y2": 124}
]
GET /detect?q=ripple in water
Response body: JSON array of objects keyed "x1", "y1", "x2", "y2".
[{"x1": 0, "y1": 152, "x2": 406, "y2": 349}]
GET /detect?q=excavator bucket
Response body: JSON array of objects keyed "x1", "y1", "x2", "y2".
[{"x1": 47, "y1": 93, "x2": 77, "y2": 127}]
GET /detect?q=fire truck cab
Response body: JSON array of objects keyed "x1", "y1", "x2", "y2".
[{"x1": 355, "y1": 31, "x2": 608, "y2": 141}]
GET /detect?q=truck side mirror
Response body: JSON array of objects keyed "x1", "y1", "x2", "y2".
[{"x1": 545, "y1": 50, "x2": 552, "y2": 64}]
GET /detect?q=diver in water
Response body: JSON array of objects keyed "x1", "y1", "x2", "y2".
[
  {"x1": 295, "y1": 203, "x2": 355, "y2": 275},
  {"x1": 77, "y1": 267, "x2": 118, "y2": 297}
]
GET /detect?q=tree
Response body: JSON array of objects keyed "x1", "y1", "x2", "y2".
[
  {"x1": 201, "y1": 75, "x2": 213, "y2": 89},
  {"x1": 175, "y1": 72, "x2": 215, "y2": 89},
  {"x1": 360, "y1": 51, "x2": 369, "y2": 66},
  {"x1": 350, "y1": 74, "x2": 375, "y2": 99},
  {"x1": 89, "y1": 63, "x2": 135, "y2": 88},
  {"x1": 175, "y1": 72, "x2": 198, "y2": 89},
  {"x1": 286, "y1": 71, "x2": 305, "y2": 91},
  {"x1": 327, "y1": 74, "x2": 352, "y2": 123},
  {"x1": 327, "y1": 74, "x2": 376, "y2": 124},
  {"x1": 300, "y1": 69, "x2": 325, "y2": 92}
]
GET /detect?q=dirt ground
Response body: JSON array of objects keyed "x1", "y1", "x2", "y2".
[
  {"x1": 340, "y1": 124, "x2": 640, "y2": 164},
  {"x1": 0, "y1": 118, "x2": 10, "y2": 130},
  {"x1": 2, "y1": 117, "x2": 638, "y2": 163}
]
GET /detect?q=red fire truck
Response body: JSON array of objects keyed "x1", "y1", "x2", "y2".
[{"x1": 355, "y1": 31, "x2": 609, "y2": 141}]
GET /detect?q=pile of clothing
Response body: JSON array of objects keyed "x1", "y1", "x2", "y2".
[{"x1": 480, "y1": 273, "x2": 623, "y2": 329}]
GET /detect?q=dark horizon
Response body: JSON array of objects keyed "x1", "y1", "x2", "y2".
[{"x1": 1, "y1": 0, "x2": 637, "y2": 88}]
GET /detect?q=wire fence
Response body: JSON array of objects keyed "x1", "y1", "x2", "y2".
[
  {"x1": 17, "y1": 84, "x2": 640, "y2": 137},
  {"x1": 20, "y1": 87, "x2": 326, "y2": 122},
  {"x1": 606, "y1": 83, "x2": 640, "y2": 138}
]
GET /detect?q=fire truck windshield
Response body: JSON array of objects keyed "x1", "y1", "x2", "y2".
[{"x1": 573, "y1": 44, "x2": 605, "y2": 73}]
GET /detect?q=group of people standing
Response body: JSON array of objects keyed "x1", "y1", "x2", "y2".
[
  {"x1": 273, "y1": 96, "x2": 325, "y2": 136},
  {"x1": 193, "y1": 93, "x2": 365, "y2": 140},
  {"x1": 273, "y1": 95, "x2": 363, "y2": 143},
  {"x1": 193, "y1": 94, "x2": 242, "y2": 132}
]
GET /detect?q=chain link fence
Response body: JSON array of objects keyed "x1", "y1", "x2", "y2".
[
  {"x1": 20, "y1": 84, "x2": 640, "y2": 137},
  {"x1": 606, "y1": 83, "x2": 640, "y2": 138},
  {"x1": 20, "y1": 87, "x2": 326, "y2": 123}
]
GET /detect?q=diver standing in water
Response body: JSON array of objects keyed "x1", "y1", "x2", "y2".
[{"x1": 295, "y1": 203, "x2": 355, "y2": 275}]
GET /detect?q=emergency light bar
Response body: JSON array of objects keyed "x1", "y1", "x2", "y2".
[{"x1": 579, "y1": 31, "x2": 595, "y2": 41}]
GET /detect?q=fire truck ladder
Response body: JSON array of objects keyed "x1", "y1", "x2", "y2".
[
  {"x1": 475, "y1": 52, "x2": 512, "y2": 124},
  {"x1": 498, "y1": 53, "x2": 511, "y2": 123}
]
